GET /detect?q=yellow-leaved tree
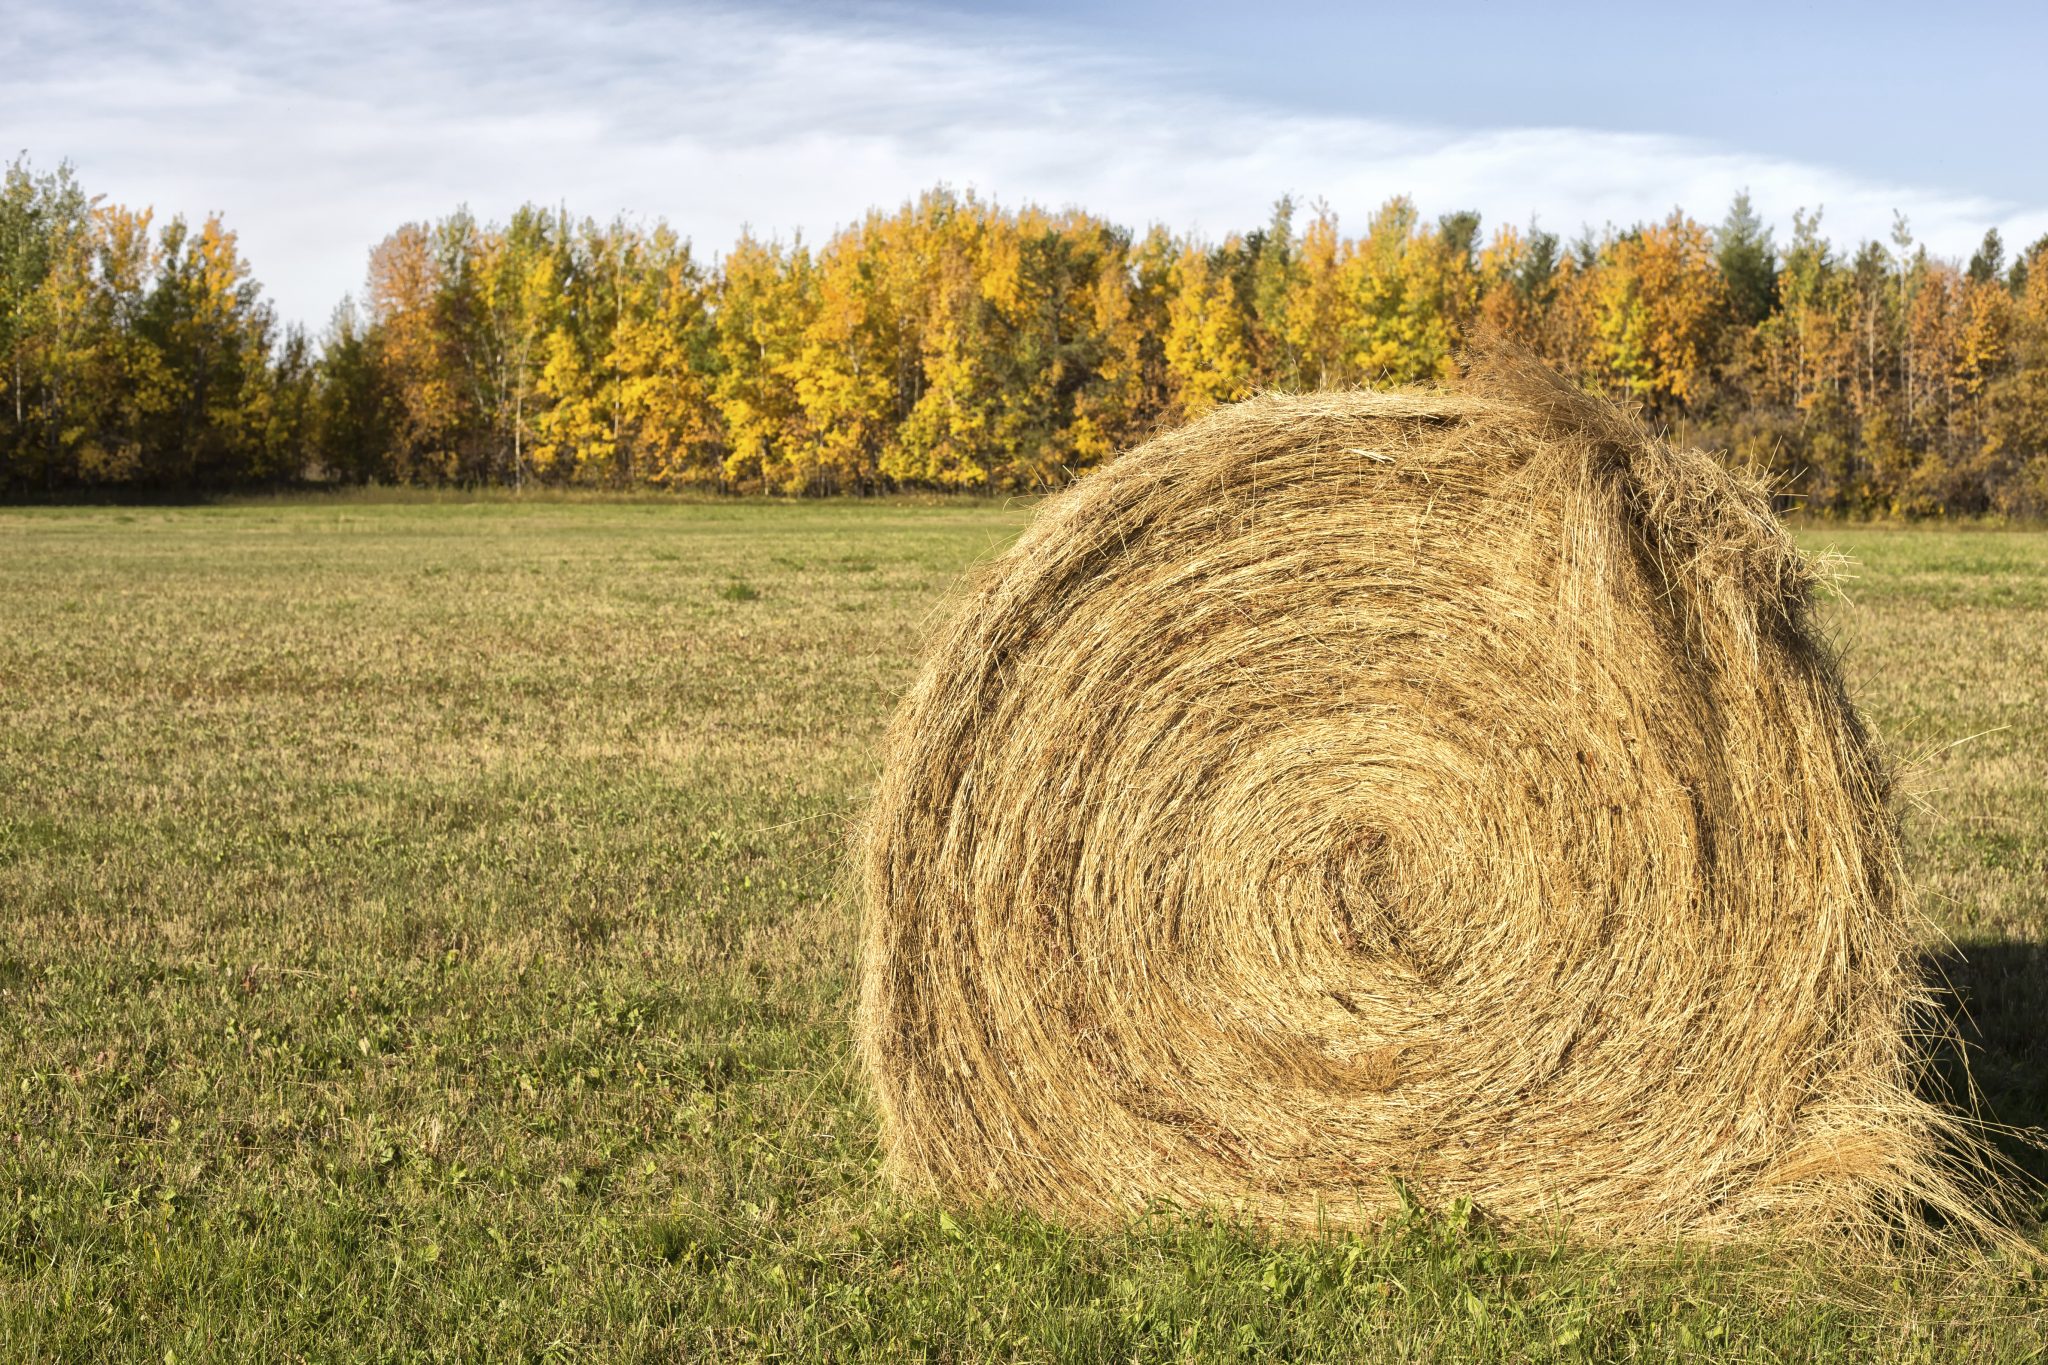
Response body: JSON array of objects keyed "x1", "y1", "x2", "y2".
[
  {"x1": 1341, "y1": 198, "x2": 1475, "y2": 385},
  {"x1": 1283, "y1": 203, "x2": 1355, "y2": 389},
  {"x1": 1163, "y1": 241, "x2": 1251, "y2": 419},
  {"x1": 367, "y1": 223, "x2": 465, "y2": 482},
  {"x1": 1588, "y1": 211, "x2": 1725, "y2": 413},
  {"x1": 609, "y1": 223, "x2": 721, "y2": 487},
  {"x1": 711, "y1": 233, "x2": 815, "y2": 491}
]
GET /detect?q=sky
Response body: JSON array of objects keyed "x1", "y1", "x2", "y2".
[{"x1": 5, "y1": 0, "x2": 2044, "y2": 330}]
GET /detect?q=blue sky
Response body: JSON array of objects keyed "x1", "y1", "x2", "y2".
[{"x1": 5, "y1": 0, "x2": 2043, "y2": 328}]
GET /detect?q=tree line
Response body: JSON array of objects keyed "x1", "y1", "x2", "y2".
[{"x1": 5, "y1": 155, "x2": 2047, "y2": 514}]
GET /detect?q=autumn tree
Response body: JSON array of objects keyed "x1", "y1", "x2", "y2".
[
  {"x1": 1475, "y1": 222, "x2": 1559, "y2": 352},
  {"x1": 1988, "y1": 235, "x2": 2048, "y2": 514},
  {"x1": 1339, "y1": 198, "x2": 1475, "y2": 384},
  {"x1": 610, "y1": 223, "x2": 721, "y2": 486},
  {"x1": 1581, "y1": 212, "x2": 1726, "y2": 413},
  {"x1": 711, "y1": 233, "x2": 815, "y2": 491},
  {"x1": 367, "y1": 223, "x2": 466, "y2": 482},
  {"x1": 1162, "y1": 239, "x2": 1251, "y2": 419},
  {"x1": 139, "y1": 215, "x2": 289, "y2": 485},
  {"x1": 0, "y1": 159, "x2": 104, "y2": 487},
  {"x1": 1282, "y1": 203, "x2": 1354, "y2": 389}
]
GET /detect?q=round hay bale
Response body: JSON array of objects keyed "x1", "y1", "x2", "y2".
[{"x1": 857, "y1": 355, "x2": 2006, "y2": 1246}]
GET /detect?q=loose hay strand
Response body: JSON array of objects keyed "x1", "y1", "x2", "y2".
[{"x1": 856, "y1": 356, "x2": 2029, "y2": 1251}]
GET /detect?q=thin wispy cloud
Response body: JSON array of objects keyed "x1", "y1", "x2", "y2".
[{"x1": 6, "y1": 0, "x2": 2041, "y2": 328}]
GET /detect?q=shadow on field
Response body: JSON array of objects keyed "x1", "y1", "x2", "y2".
[{"x1": 1926, "y1": 939, "x2": 2048, "y2": 1195}]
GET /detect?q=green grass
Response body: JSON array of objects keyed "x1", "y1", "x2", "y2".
[{"x1": 0, "y1": 500, "x2": 2044, "y2": 1362}]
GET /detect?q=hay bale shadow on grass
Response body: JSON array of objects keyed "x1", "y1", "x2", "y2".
[{"x1": 1929, "y1": 939, "x2": 2048, "y2": 1201}]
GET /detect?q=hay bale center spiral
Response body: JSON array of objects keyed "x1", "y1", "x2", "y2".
[{"x1": 857, "y1": 357, "x2": 1999, "y2": 1245}]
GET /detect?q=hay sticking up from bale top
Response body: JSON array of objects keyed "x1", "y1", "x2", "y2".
[{"x1": 857, "y1": 357, "x2": 2015, "y2": 1247}]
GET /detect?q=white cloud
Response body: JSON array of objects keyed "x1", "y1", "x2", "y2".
[{"x1": 6, "y1": 0, "x2": 2042, "y2": 330}]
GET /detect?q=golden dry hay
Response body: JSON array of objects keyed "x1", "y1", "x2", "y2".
[{"x1": 857, "y1": 353, "x2": 2014, "y2": 1247}]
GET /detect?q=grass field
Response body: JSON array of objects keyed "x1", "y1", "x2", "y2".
[{"x1": 2, "y1": 497, "x2": 2045, "y2": 1362}]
